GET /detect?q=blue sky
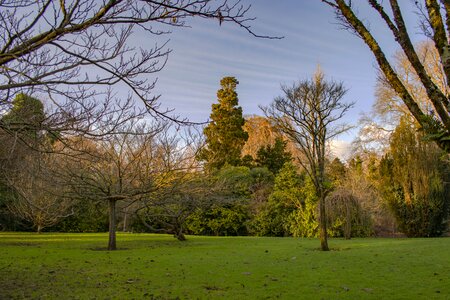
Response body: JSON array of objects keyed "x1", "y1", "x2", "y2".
[{"x1": 137, "y1": 1, "x2": 421, "y2": 150}]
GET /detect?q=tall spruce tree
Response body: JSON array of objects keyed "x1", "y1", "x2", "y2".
[{"x1": 199, "y1": 77, "x2": 248, "y2": 171}]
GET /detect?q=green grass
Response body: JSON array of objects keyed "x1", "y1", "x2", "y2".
[{"x1": 0, "y1": 233, "x2": 449, "y2": 299}]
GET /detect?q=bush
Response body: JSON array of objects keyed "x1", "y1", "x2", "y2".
[{"x1": 186, "y1": 203, "x2": 249, "y2": 236}]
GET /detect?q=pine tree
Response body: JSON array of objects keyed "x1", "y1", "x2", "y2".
[{"x1": 198, "y1": 77, "x2": 248, "y2": 171}]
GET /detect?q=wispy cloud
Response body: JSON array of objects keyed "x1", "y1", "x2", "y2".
[{"x1": 130, "y1": 0, "x2": 408, "y2": 126}]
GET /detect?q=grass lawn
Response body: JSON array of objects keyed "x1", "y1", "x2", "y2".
[{"x1": 0, "y1": 233, "x2": 449, "y2": 299}]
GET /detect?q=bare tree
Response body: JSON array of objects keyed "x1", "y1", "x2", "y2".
[
  {"x1": 137, "y1": 173, "x2": 225, "y2": 241},
  {"x1": 353, "y1": 41, "x2": 447, "y2": 155},
  {"x1": 63, "y1": 120, "x2": 169, "y2": 250},
  {"x1": 134, "y1": 125, "x2": 212, "y2": 241},
  {"x1": 322, "y1": 0, "x2": 450, "y2": 152},
  {"x1": 62, "y1": 120, "x2": 205, "y2": 249},
  {"x1": 6, "y1": 152, "x2": 76, "y2": 233},
  {"x1": 262, "y1": 69, "x2": 353, "y2": 251},
  {"x1": 0, "y1": 1, "x2": 271, "y2": 127}
]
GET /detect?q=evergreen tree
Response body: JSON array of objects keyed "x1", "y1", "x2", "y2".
[
  {"x1": 1, "y1": 93, "x2": 45, "y2": 141},
  {"x1": 250, "y1": 162, "x2": 302, "y2": 236},
  {"x1": 0, "y1": 94, "x2": 47, "y2": 230},
  {"x1": 380, "y1": 118, "x2": 450, "y2": 237},
  {"x1": 327, "y1": 157, "x2": 347, "y2": 187},
  {"x1": 198, "y1": 77, "x2": 248, "y2": 171},
  {"x1": 255, "y1": 137, "x2": 292, "y2": 174}
]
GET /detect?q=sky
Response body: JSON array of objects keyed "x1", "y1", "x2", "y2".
[{"x1": 134, "y1": 1, "x2": 422, "y2": 158}]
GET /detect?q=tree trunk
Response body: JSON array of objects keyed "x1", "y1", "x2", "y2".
[
  {"x1": 37, "y1": 224, "x2": 43, "y2": 234},
  {"x1": 122, "y1": 206, "x2": 128, "y2": 232},
  {"x1": 175, "y1": 226, "x2": 186, "y2": 241},
  {"x1": 345, "y1": 201, "x2": 351, "y2": 240},
  {"x1": 319, "y1": 193, "x2": 329, "y2": 251},
  {"x1": 108, "y1": 199, "x2": 117, "y2": 250}
]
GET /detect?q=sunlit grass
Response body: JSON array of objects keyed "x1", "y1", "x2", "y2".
[{"x1": 1, "y1": 233, "x2": 449, "y2": 299}]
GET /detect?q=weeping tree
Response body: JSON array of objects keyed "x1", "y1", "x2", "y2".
[
  {"x1": 326, "y1": 189, "x2": 373, "y2": 239},
  {"x1": 262, "y1": 69, "x2": 353, "y2": 251}
]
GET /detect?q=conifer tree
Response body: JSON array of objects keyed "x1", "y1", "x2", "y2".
[
  {"x1": 255, "y1": 137, "x2": 292, "y2": 175},
  {"x1": 198, "y1": 77, "x2": 248, "y2": 171}
]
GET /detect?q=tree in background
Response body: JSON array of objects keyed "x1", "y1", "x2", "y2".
[
  {"x1": 242, "y1": 116, "x2": 279, "y2": 158},
  {"x1": 250, "y1": 162, "x2": 303, "y2": 236},
  {"x1": 380, "y1": 117, "x2": 450, "y2": 237},
  {"x1": 6, "y1": 153, "x2": 75, "y2": 233},
  {"x1": 255, "y1": 137, "x2": 292, "y2": 174},
  {"x1": 341, "y1": 154, "x2": 396, "y2": 236},
  {"x1": 327, "y1": 157, "x2": 347, "y2": 187},
  {"x1": 0, "y1": 94, "x2": 47, "y2": 154},
  {"x1": 186, "y1": 166, "x2": 252, "y2": 236},
  {"x1": 0, "y1": 94, "x2": 76, "y2": 232},
  {"x1": 0, "y1": 94, "x2": 47, "y2": 219},
  {"x1": 1, "y1": 94, "x2": 45, "y2": 136},
  {"x1": 137, "y1": 174, "x2": 222, "y2": 241},
  {"x1": 354, "y1": 41, "x2": 446, "y2": 155},
  {"x1": 198, "y1": 77, "x2": 248, "y2": 171},
  {"x1": 323, "y1": 0, "x2": 450, "y2": 152},
  {"x1": 263, "y1": 69, "x2": 353, "y2": 251},
  {"x1": 186, "y1": 165, "x2": 274, "y2": 236}
]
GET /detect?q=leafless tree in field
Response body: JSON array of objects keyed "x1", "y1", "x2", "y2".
[
  {"x1": 262, "y1": 69, "x2": 353, "y2": 251},
  {"x1": 61, "y1": 119, "x2": 205, "y2": 249}
]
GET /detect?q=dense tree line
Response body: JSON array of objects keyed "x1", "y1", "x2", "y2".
[{"x1": 1, "y1": 72, "x2": 449, "y2": 250}]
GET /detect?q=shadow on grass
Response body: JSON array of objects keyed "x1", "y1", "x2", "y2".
[
  {"x1": 1, "y1": 242, "x2": 41, "y2": 247},
  {"x1": 89, "y1": 247, "x2": 129, "y2": 251}
]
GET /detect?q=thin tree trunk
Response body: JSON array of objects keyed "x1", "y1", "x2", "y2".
[
  {"x1": 108, "y1": 199, "x2": 117, "y2": 250},
  {"x1": 345, "y1": 201, "x2": 351, "y2": 240},
  {"x1": 37, "y1": 224, "x2": 43, "y2": 234},
  {"x1": 319, "y1": 193, "x2": 329, "y2": 251},
  {"x1": 123, "y1": 206, "x2": 128, "y2": 232}
]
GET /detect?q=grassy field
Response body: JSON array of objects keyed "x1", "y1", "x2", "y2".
[{"x1": 0, "y1": 233, "x2": 449, "y2": 299}]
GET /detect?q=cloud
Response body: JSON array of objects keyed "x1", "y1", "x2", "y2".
[{"x1": 328, "y1": 140, "x2": 352, "y2": 161}]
